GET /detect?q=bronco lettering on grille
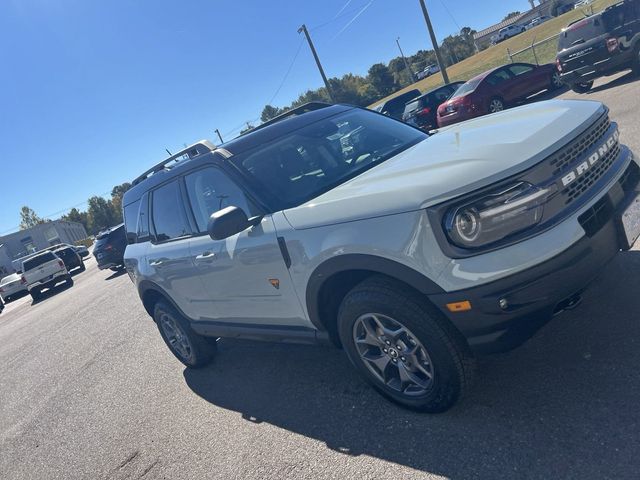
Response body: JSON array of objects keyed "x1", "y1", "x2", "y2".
[{"x1": 561, "y1": 130, "x2": 619, "y2": 187}]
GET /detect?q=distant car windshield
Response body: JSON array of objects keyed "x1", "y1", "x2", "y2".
[
  {"x1": 95, "y1": 226, "x2": 124, "y2": 246},
  {"x1": 230, "y1": 109, "x2": 427, "y2": 210},
  {"x1": 54, "y1": 248, "x2": 73, "y2": 259},
  {"x1": 450, "y1": 78, "x2": 482, "y2": 98},
  {"x1": 558, "y1": 16, "x2": 606, "y2": 49},
  {"x1": 1, "y1": 274, "x2": 20, "y2": 286},
  {"x1": 404, "y1": 99, "x2": 421, "y2": 114},
  {"x1": 23, "y1": 252, "x2": 56, "y2": 271}
]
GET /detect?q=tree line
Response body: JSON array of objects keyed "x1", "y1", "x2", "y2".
[
  {"x1": 257, "y1": 27, "x2": 478, "y2": 125},
  {"x1": 18, "y1": 182, "x2": 132, "y2": 237}
]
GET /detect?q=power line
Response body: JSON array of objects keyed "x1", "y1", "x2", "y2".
[
  {"x1": 437, "y1": 0, "x2": 461, "y2": 31},
  {"x1": 308, "y1": 2, "x2": 372, "y2": 31},
  {"x1": 266, "y1": 37, "x2": 305, "y2": 106}
]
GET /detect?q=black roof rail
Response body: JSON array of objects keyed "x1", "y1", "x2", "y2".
[
  {"x1": 244, "y1": 102, "x2": 332, "y2": 135},
  {"x1": 131, "y1": 140, "x2": 216, "y2": 186}
]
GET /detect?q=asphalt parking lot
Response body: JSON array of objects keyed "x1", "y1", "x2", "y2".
[{"x1": 1, "y1": 72, "x2": 640, "y2": 480}]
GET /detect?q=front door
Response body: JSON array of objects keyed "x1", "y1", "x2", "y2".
[{"x1": 183, "y1": 166, "x2": 307, "y2": 327}]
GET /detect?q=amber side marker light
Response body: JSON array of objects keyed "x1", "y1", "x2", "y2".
[{"x1": 446, "y1": 301, "x2": 472, "y2": 312}]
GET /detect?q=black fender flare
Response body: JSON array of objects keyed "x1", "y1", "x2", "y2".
[{"x1": 305, "y1": 254, "x2": 445, "y2": 331}]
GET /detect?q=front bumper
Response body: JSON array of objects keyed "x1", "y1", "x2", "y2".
[{"x1": 429, "y1": 158, "x2": 640, "y2": 354}]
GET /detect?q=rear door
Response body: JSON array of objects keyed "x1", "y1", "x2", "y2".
[
  {"x1": 506, "y1": 63, "x2": 545, "y2": 98},
  {"x1": 146, "y1": 179, "x2": 211, "y2": 321},
  {"x1": 485, "y1": 67, "x2": 516, "y2": 102}
]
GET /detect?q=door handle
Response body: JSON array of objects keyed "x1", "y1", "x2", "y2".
[
  {"x1": 149, "y1": 258, "x2": 168, "y2": 267},
  {"x1": 195, "y1": 251, "x2": 216, "y2": 262}
]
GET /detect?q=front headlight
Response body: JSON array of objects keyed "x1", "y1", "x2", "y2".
[{"x1": 445, "y1": 182, "x2": 550, "y2": 248}]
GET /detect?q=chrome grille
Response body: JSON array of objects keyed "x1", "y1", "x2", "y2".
[
  {"x1": 549, "y1": 115, "x2": 611, "y2": 176},
  {"x1": 564, "y1": 143, "x2": 620, "y2": 204}
]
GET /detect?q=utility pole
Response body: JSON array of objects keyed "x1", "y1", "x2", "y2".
[
  {"x1": 396, "y1": 37, "x2": 416, "y2": 84},
  {"x1": 418, "y1": 0, "x2": 450, "y2": 84},
  {"x1": 214, "y1": 129, "x2": 224, "y2": 144},
  {"x1": 298, "y1": 24, "x2": 335, "y2": 102}
]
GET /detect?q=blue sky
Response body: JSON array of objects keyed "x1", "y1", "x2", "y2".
[{"x1": 0, "y1": 0, "x2": 527, "y2": 234}]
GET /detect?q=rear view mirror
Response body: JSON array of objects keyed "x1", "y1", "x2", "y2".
[{"x1": 207, "y1": 206, "x2": 263, "y2": 240}]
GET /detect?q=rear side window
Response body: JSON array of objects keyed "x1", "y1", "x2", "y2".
[
  {"x1": 137, "y1": 194, "x2": 150, "y2": 242},
  {"x1": 486, "y1": 69, "x2": 512, "y2": 86},
  {"x1": 23, "y1": 252, "x2": 56, "y2": 271},
  {"x1": 508, "y1": 64, "x2": 534, "y2": 76},
  {"x1": 151, "y1": 181, "x2": 190, "y2": 242},
  {"x1": 124, "y1": 199, "x2": 141, "y2": 244},
  {"x1": 450, "y1": 79, "x2": 481, "y2": 99}
]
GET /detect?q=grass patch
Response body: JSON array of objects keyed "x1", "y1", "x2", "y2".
[{"x1": 371, "y1": 0, "x2": 619, "y2": 106}]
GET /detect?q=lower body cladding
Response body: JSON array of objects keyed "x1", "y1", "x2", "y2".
[{"x1": 430, "y1": 160, "x2": 640, "y2": 354}]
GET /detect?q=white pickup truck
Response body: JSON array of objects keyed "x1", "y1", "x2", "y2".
[{"x1": 21, "y1": 251, "x2": 72, "y2": 301}]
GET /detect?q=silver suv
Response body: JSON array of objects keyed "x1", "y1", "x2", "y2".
[{"x1": 123, "y1": 101, "x2": 640, "y2": 412}]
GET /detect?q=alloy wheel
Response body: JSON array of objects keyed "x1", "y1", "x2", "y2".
[
  {"x1": 159, "y1": 312, "x2": 194, "y2": 363},
  {"x1": 552, "y1": 71, "x2": 563, "y2": 89},
  {"x1": 352, "y1": 313, "x2": 434, "y2": 396},
  {"x1": 489, "y1": 99, "x2": 504, "y2": 113}
]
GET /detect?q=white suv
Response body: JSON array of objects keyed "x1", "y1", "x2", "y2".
[
  {"x1": 123, "y1": 101, "x2": 640, "y2": 412},
  {"x1": 496, "y1": 24, "x2": 525, "y2": 42}
]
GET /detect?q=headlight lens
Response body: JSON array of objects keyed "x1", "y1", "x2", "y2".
[{"x1": 446, "y1": 182, "x2": 550, "y2": 248}]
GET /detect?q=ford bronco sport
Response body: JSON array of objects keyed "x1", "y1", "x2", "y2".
[
  {"x1": 123, "y1": 101, "x2": 640, "y2": 412},
  {"x1": 557, "y1": 0, "x2": 640, "y2": 93}
]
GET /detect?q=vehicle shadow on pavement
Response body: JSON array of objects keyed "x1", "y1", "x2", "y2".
[
  {"x1": 184, "y1": 252, "x2": 640, "y2": 479},
  {"x1": 30, "y1": 281, "x2": 74, "y2": 305},
  {"x1": 104, "y1": 269, "x2": 127, "y2": 281},
  {"x1": 586, "y1": 71, "x2": 638, "y2": 95}
]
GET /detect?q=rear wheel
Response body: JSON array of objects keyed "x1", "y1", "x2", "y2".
[
  {"x1": 337, "y1": 276, "x2": 475, "y2": 413},
  {"x1": 571, "y1": 81, "x2": 593, "y2": 93},
  {"x1": 154, "y1": 301, "x2": 217, "y2": 368},
  {"x1": 488, "y1": 97, "x2": 505, "y2": 113},
  {"x1": 30, "y1": 288, "x2": 41, "y2": 301}
]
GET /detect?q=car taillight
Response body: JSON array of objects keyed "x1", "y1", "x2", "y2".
[
  {"x1": 21, "y1": 276, "x2": 27, "y2": 285},
  {"x1": 58, "y1": 260, "x2": 65, "y2": 268},
  {"x1": 606, "y1": 37, "x2": 618, "y2": 53},
  {"x1": 417, "y1": 107, "x2": 432, "y2": 116},
  {"x1": 556, "y1": 58, "x2": 563, "y2": 73}
]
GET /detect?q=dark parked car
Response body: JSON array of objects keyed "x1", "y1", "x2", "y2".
[
  {"x1": 371, "y1": 89, "x2": 421, "y2": 120},
  {"x1": 556, "y1": 0, "x2": 640, "y2": 93},
  {"x1": 93, "y1": 224, "x2": 127, "y2": 271},
  {"x1": 437, "y1": 62, "x2": 563, "y2": 127},
  {"x1": 52, "y1": 245, "x2": 85, "y2": 273},
  {"x1": 402, "y1": 81, "x2": 465, "y2": 131}
]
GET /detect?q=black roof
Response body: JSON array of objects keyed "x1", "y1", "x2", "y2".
[{"x1": 123, "y1": 104, "x2": 354, "y2": 206}]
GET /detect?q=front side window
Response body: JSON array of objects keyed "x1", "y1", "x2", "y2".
[
  {"x1": 184, "y1": 167, "x2": 256, "y2": 232},
  {"x1": 151, "y1": 181, "x2": 190, "y2": 242},
  {"x1": 508, "y1": 64, "x2": 534, "y2": 76},
  {"x1": 486, "y1": 69, "x2": 513, "y2": 86},
  {"x1": 229, "y1": 109, "x2": 426, "y2": 210}
]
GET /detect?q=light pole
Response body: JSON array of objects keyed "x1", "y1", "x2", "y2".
[
  {"x1": 396, "y1": 37, "x2": 416, "y2": 83},
  {"x1": 418, "y1": 0, "x2": 450, "y2": 84},
  {"x1": 298, "y1": 24, "x2": 335, "y2": 102}
]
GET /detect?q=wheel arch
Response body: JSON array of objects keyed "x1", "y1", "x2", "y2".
[
  {"x1": 138, "y1": 280, "x2": 188, "y2": 321},
  {"x1": 305, "y1": 254, "x2": 445, "y2": 346}
]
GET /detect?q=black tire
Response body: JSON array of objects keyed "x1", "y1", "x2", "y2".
[
  {"x1": 153, "y1": 301, "x2": 217, "y2": 368},
  {"x1": 550, "y1": 71, "x2": 564, "y2": 90},
  {"x1": 30, "y1": 288, "x2": 41, "y2": 301},
  {"x1": 337, "y1": 276, "x2": 475, "y2": 413},
  {"x1": 571, "y1": 81, "x2": 594, "y2": 94},
  {"x1": 65, "y1": 275, "x2": 74, "y2": 287},
  {"x1": 632, "y1": 45, "x2": 640, "y2": 76},
  {"x1": 78, "y1": 261, "x2": 86, "y2": 272},
  {"x1": 488, "y1": 97, "x2": 505, "y2": 113}
]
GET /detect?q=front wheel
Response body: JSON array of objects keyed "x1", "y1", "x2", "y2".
[
  {"x1": 337, "y1": 276, "x2": 475, "y2": 413},
  {"x1": 571, "y1": 81, "x2": 594, "y2": 93},
  {"x1": 550, "y1": 71, "x2": 564, "y2": 90},
  {"x1": 30, "y1": 288, "x2": 41, "y2": 301},
  {"x1": 79, "y1": 261, "x2": 86, "y2": 272},
  {"x1": 65, "y1": 275, "x2": 74, "y2": 287},
  {"x1": 488, "y1": 97, "x2": 505, "y2": 113},
  {"x1": 154, "y1": 301, "x2": 217, "y2": 368}
]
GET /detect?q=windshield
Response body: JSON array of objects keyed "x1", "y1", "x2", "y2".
[
  {"x1": 450, "y1": 78, "x2": 481, "y2": 99},
  {"x1": 230, "y1": 109, "x2": 426, "y2": 210},
  {"x1": 54, "y1": 248, "x2": 73, "y2": 259},
  {"x1": 23, "y1": 252, "x2": 56, "y2": 271},
  {"x1": 558, "y1": 16, "x2": 606, "y2": 50},
  {"x1": 404, "y1": 99, "x2": 421, "y2": 114}
]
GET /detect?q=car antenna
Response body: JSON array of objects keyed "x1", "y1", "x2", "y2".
[{"x1": 165, "y1": 148, "x2": 172, "y2": 156}]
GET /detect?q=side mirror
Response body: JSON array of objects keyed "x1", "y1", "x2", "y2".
[{"x1": 207, "y1": 206, "x2": 262, "y2": 240}]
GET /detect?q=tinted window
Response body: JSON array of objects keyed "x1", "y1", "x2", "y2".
[
  {"x1": 137, "y1": 194, "x2": 150, "y2": 242},
  {"x1": 151, "y1": 181, "x2": 190, "y2": 242},
  {"x1": 123, "y1": 199, "x2": 141, "y2": 244},
  {"x1": 558, "y1": 17, "x2": 606, "y2": 49},
  {"x1": 95, "y1": 225, "x2": 125, "y2": 247},
  {"x1": 509, "y1": 64, "x2": 534, "y2": 76},
  {"x1": 450, "y1": 78, "x2": 482, "y2": 98},
  {"x1": 54, "y1": 248, "x2": 74, "y2": 260},
  {"x1": 23, "y1": 252, "x2": 56, "y2": 271},
  {"x1": 486, "y1": 69, "x2": 513, "y2": 86},
  {"x1": 230, "y1": 109, "x2": 426, "y2": 210},
  {"x1": 404, "y1": 99, "x2": 420, "y2": 115},
  {"x1": 185, "y1": 167, "x2": 256, "y2": 233}
]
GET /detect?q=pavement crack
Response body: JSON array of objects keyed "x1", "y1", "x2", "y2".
[
  {"x1": 138, "y1": 459, "x2": 159, "y2": 478},
  {"x1": 118, "y1": 450, "x2": 140, "y2": 469}
]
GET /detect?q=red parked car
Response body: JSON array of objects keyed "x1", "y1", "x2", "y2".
[{"x1": 437, "y1": 62, "x2": 563, "y2": 128}]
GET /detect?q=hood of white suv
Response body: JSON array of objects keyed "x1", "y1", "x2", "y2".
[{"x1": 283, "y1": 100, "x2": 606, "y2": 229}]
